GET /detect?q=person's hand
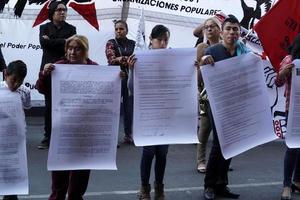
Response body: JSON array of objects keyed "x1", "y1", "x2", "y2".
[
  {"x1": 127, "y1": 54, "x2": 137, "y2": 69},
  {"x1": 42, "y1": 35, "x2": 50, "y2": 40},
  {"x1": 201, "y1": 55, "x2": 215, "y2": 66},
  {"x1": 279, "y1": 63, "x2": 294, "y2": 80},
  {"x1": 115, "y1": 56, "x2": 127, "y2": 66},
  {"x1": 43, "y1": 63, "x2": 55, "y2": 75}
]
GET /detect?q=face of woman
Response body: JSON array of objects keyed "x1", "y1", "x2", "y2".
[
  {"x1": 66, "y1": 40, "x2": 85, "y2": 64},
  {"x1": 115, "y1": 23, "x2": 128, "y2": 39},
  {"x1": 150, "y1": 32, "x2": 170, "y2": 49},
  {"x1": 204, "y1": 20, "x2": 220, "y2": 41}
]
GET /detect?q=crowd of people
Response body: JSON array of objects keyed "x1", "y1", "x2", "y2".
[{"x1": 1, "y1": 1, "x2": 300, "y2": 200}]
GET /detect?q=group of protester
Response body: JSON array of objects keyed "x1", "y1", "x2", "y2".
[{"x1": 1, "y1": 1, "x2": 300, "y2": 200}]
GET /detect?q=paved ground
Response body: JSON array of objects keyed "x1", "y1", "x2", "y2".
[{"x1": 2, "y1": 116, "x2": 300, "y2": 200}]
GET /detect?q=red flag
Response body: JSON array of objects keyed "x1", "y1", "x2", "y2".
[
  {"x1": 32, "y1": 0, "x2": 51, "y2": 27},
  {"x1": 253, "y1": 0, "x2": 300, "y2": 72},
  {"x1": 69, "y1": 1, "x2": 99, "y2": 31}
]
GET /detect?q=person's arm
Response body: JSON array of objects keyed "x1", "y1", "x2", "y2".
[
  {"x1": 35, "y1": 71, "x2": 48, "y2": 94},
  {"x1": 193, "y1": 23, "x2": 204, "y2": 38},
  {"x1": 40, "y1": 24, "x2": 76, "y2": 50},
  {"x1": 39, "y1": 25, "x2": 66, "y2": 50},
  {"x1": 35, "y1": 63, "x2": 55, "y2": 94},
  {"x1": 105, "y1": 40, "x2": 127, "y2": 66},
  {"x1": 275, "y1": 55, "x2": 293, "y2": 87},
  {"x1": 197, "y1": 43, "x2": 209, "y2": 64},
  {"x1": 17, "y1": 86, "x2": 31, "y2": 109},
  {"x1": 71, "y1": 26, "x2": 76, "y2": 36},
  {"x1": 0, "y1": 48, "x2": 6, "y2": 72},
  {"x1": 196, "y1": 43, "x2": 209, "y2": 86}
]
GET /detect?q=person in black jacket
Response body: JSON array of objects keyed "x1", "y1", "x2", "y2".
[
  {"x1": 105, "y1": 20, "x2": 135, "y2": 144},
  {"x1": 0, "y1": 47, "x2": 6, "y2": 75},
  {"x1": 37, "y1": 0, "x2": 76, "y2": 149}
]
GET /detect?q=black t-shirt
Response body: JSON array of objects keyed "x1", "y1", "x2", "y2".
[{"x1": 204, "y1": 43, "x2": 237, "y2": 62}]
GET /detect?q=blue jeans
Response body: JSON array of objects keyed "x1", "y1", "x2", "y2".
[
  {"x1": 284, "y1": 148, "x2": 300, "y2": 186},
  {"x1": 140, "y1": 145, "x2": 169, "y2": 186},
  {"x1": 283, "y1": 111, "x2": 300, "y2": 187}
]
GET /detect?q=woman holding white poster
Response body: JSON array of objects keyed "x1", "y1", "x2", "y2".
[
  {"x1": 36, "y1": 35, "x2": 97, "y2": 200},
  {"x1": 127, "y1": 25, "x2": 170, "y2": 200},
  {"x1": 195, "y1": 17, "x2": 221, "y2": 174},
  {"x1": 105, "y1": 20, "x2": 136, "y2": 144},
  {"x1": 275, "y1": 34, "x2": 300, "y2": 200}
]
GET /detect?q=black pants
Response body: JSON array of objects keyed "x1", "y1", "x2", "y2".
[
  {"x1": 121, "y1": 77, "x2": 133, "y2": 136},
  {"x1": 140, "y1": 145, "x2": 169, "y2": 185},
  {"x1": 204, "y1": 103, "x2": 231, "y2": 189},
  {"x1": 44, "y1": 93, "x2": 52, "y2": 139},
  {"x1": 3, "y1": 195, "x2": 18, "y2": 200}
]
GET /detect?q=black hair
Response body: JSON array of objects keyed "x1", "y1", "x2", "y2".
[
  {"x1": 149, "y1": 25, "x2": 170, "y2": 48},
  {"x1": 222, "y1": 14, "x2": 241, "y2": 30},
  {"x1": 150, "y1": 24, "x2": 170, "y2": 39},
  {"x1": 6, "y1": 60, "x2": 27, "y2": 79},
  {"x1": 114, "y1": 20, "x2": 128, "y2": 31},
  {"x1": 291, "y1": 33, "x2": 300, "y2": 60},
  {"x1": 48, "y1": 1, "x2": 67, "y2": 21}
]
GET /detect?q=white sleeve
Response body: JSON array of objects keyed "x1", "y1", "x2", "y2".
[{"x1": 17, "y1": 85, "x2": 31, "y2": 109}]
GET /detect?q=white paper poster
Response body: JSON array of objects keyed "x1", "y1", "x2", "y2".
[
  {"x1": 133, "y1": 48, "x2": 198, "y2": 146},
  {"x1": 286, "y1": 59, "x2": 300, "y2": 148},
  {"x1": 48, "y1": 64, "x2": 121, "y2": 170},
  {"x1": 201, "y1": 53, "x2": 276, "y2": 159},
  {"x1": 0, "y1": 89, "x2": 28, "y2": 195}
]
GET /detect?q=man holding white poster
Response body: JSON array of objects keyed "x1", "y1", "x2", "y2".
[{"x1": 200, "y1": 16, "x2": 251, "y2": 200}]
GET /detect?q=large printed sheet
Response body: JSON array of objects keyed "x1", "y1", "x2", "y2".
[
  {"x1": 201, "y1": 53, "x2": 276, "y2": 159},
  {"x1": 286, "y1": 59, "x2": 300, "y2": 148},
  {"x1": 133, "y1": 48, "x2": 198, "y2": 146},
  {"x1": 0, "y1": 89, "x2": 28, "y2": 195},
  {"x1": 48, "y1": 64, "x2": 121, "y2": 170}
]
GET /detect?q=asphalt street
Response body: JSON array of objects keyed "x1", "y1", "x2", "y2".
[{"x1": 1, "y1": 116, "x2": 299, "y2": 200}]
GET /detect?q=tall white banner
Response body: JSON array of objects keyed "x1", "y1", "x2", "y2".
[
  {"x1": 201, "y1": 53, "x2": 276, "y2": 158},
  {"x1": 48, "y1": 64, "x2": 121, "y2": 170},
  {"x1": 286, "y1": 60, "x2": 300, "y2": 148},
  {"x1": 133, "y1": 48, "x2": 198, "y2": 146},
  {"x1": 0, "y1": 89, "x2": 28, "y2": 195}
]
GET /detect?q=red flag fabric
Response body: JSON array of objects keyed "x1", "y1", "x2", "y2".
[
  {"x1": 32, "y1": 0, "x2": 51, "y2": 27},
  {"x1": 69, "y1": 1, "x2": 99, "y2": 31},
  {"x1": 253, "y1": 0, "x2": 300, "y2": 72}
]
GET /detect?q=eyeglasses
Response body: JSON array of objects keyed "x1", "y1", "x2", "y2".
[
  {"x1": 204, "y1": 24, "x2": 217, "y2": 30},
  {"x1": 55, "y1": 8, "x2": 67, "y2": 12}
]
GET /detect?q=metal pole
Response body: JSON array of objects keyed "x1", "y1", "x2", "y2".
[{"x1": 121, "y1": 2, "x2": 130, "y2": 21}]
